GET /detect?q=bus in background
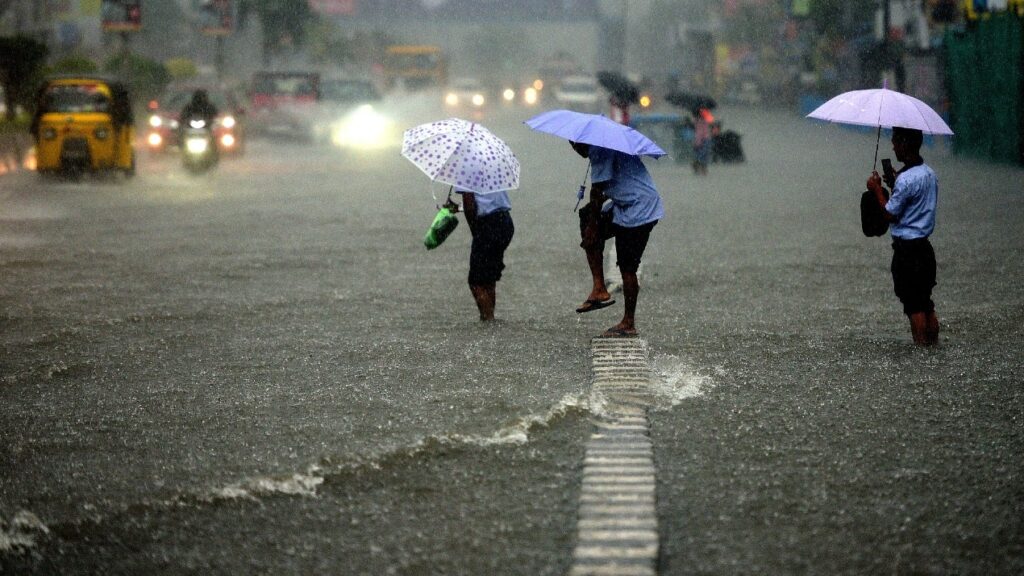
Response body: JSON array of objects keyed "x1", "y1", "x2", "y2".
[{"x1": 383, "y1": 45, "x2": 447, "y2": 90}]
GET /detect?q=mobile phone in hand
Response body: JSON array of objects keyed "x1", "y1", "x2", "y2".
[{"x1": 881, "y1": 158, "x2": 895, "y2": 182}]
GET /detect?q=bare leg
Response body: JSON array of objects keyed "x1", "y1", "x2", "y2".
[
  {"x1": 584, "y1": 244, "x2": 612, "y2": 304},
  {"x1": 908, "y1": 312, "x2": 929, "y2": 345},
  {"x1": 925, "y1": 310, "x2": 940, "y2": 345},
  {"x1": 607, "y1": 270, "x2": 639, "y2": 333},
  {"x1": 470, "y1": 284, "x2": 496, "y2": 321}
]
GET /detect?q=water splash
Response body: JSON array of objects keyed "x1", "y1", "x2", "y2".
[
  {"x1": 202, "y1": 391, "x2": 594, "y2": 501},
  {"x1": 0, "y1": 510, "x2": 50, "y2": 555},
  {"x1": 650, "y1": 354, "x2": 715, "y2": 408}
]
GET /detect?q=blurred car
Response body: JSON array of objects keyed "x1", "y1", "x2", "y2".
[
  {"x1": 316, "y1": 78, "x2": 394, "y2": 149},
  {"x1": 553, "y1": 74, "x2": 600, "y2": 113},
  {"x1": 249, "y1": 71, "x2": 320, "y2": 141},
  {"x1": 145, "y1": 86, "x2": 245, "y2": 155},
  {"x1": 498, "y1": 76, "x2": 543, "y2": 108},
  {"x1": 444, "y1": 77, "x2": 488, "y2": 110}
]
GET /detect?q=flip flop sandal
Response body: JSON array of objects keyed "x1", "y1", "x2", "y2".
[
  {"x1": 576, "y1": 298, "x2": 616, "y2": 314},
  {"x1": 598, "y1": 326, "x2": 639, "y2": 338}
]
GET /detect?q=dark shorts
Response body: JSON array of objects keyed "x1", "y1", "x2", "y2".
[
  {"x1": 891, "y1": 237, "x2": 936, "y2": 315},
  {"x1": 469, "y1": 210, "x2": 514, "y2": 285},
  {"x1": 579, "y1": 204, "x2": 657, "y2": 274}
]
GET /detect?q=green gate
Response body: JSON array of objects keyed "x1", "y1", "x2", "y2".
[{"x1": 945, "y1": 13, "x2": 1024, "y2": 165}]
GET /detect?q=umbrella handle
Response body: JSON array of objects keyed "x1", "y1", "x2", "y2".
[{"x1": 872, "y1": 125, "x2": 881, "y2": 171}]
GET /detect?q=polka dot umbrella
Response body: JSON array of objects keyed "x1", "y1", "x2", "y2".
[{"x1": 401, "y1": 118, "x2": 520, "y2": 195}]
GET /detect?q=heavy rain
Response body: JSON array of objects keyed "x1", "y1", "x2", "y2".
[{"x1": 1, "y1": 1, "x2": 1022, "y2": 574}]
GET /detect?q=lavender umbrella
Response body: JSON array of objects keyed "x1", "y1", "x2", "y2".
[
  {"x1": 807, "y1": 82, "x2": 953, "y2": 168},
  {"x1": 524, "y1": 109, "x2": 666, "y2": 158},
  {"x1": 401, "y1": 118, "x2": 520, "y2": 194}
]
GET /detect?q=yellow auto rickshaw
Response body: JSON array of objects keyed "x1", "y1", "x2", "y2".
[{"x1": 31, "y1": 75, "x2": 135, "y2": 177}]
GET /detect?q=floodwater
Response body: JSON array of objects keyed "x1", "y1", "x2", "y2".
[{"x1": 1, "y1": 95, "x2": 1022, "y2": 574}]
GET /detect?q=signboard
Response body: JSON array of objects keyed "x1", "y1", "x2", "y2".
[
  {"x1": 101, "y1": 0, "x2": 142, "y2": 32},
  {"x1": 199, "y1": 0, "x2": 232, "y2": 35},
  {"x1": 309, "y1": 0, "x2": 357, "y2": 15}
]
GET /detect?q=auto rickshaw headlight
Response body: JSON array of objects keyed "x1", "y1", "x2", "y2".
[
  {"x1": 43, "y1": 128, "x2": 57, "y2": 140},
  {"x1": 94, "y1": 128, "x2": 109, "y2": 140}
]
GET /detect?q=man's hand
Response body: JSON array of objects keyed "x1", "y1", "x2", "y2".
[{"x1": 867, "y1": 171, "x2": 884, "y2": 193}]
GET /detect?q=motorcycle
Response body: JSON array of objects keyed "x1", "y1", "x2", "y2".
[{"x1": 181, "y1": 118, "x2": 219, "y2": 173}]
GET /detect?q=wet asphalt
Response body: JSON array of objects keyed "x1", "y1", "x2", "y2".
[{"x1": 2, "y1": 98, "x2": 1022, "y2": 574}]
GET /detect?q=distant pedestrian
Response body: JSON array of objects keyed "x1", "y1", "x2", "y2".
[
  {"x1": 692, "y1": 107, "x2": 713, "y2": 175},
  {"x1": 447, "y1": 189, "x2": 514, "y2": 321},
  {"x1": 866, "y1": 126, "x2": 940, "y2": 345},
  {"x1": 570, "y1": 141, "x2": 663, "y2": 338}
]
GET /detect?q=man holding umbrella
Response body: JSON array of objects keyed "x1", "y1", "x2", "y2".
[
  {"x1": 867, "y1": 127, "x2": 940, "y2": 345},
  {"x1": 572, "y1": 141, "x2": 663, "y2": 337},
  {"x1": 525, "y1": 109, "x2": 666, "y2": 337}
]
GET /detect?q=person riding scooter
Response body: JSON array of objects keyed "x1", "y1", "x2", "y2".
[{"x1": 180, "y1": 89, "x2": 218, "y2": 127}]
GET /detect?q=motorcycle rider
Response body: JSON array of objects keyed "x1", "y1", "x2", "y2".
[
  {"x1": 179, "y1": 89, "x2": 219, "y2": 162},
  {"x1": 180, "y1": 89, "x2": 218, "y2": 126}
]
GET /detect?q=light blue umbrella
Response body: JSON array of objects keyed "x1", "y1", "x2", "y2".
[{"x1": 525, "y1": 109, "x2": 666, "y2": 158}]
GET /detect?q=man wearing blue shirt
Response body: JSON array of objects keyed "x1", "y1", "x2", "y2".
[
  {"x1": 867, "y1": 127, "x2": 940, "y2": 345},
  {"x1": 571, "y1": 142, "x2": 664, "y2": 337},
  {"x1": 450, "y1": 189, "x2": 514, "y2": 321}
]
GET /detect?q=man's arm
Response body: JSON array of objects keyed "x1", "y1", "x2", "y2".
[
  {"x1": 867, "y1": 171, "x2": 897, "y2": 223},
  {"x1": 461, "y1": 192, "x2": 478, "y2": 227}
]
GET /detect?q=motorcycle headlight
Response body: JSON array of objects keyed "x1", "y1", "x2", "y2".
[
  {"x1": 94, "y1": 128, "x2": 109, "y2": 140},
  {"x1": 185, "y1": 137, "x2": 209, "y2": 154}
]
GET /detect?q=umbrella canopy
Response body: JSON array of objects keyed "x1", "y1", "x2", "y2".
[
  {"x1": 524, "y1": 109, "x2": 666, "y2": 158},
  {"x1": 664, "y1": 90, "x2": 717, "y2": 112},
  {"x1": 401, "y1": 118, "x2": 520, "y2": 194},
  {"x1": 596, "y1": 71, "x2": 639, "y2": 105},
  {"x1": 807, "y1": 86, "x2": 953, "y2": 135}
]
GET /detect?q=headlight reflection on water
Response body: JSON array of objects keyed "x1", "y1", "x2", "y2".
[{"x1": 331, "y1": 105, "x2": 392, "y2": 149}]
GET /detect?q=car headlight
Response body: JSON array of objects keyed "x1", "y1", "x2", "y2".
[
  {"x1": 523, "y1": 87, "x2": 538, "y2": 105},
  {"x1": 149, "y1": 115, "x2": 162, "y2": 127},
  {"x1": 445, "y1": 93, "x2": 458, "y2": 106},
  {"x1": 220, "y1": 115, "x2": 236, "y2": 129},
  {"x1": 147, "y1": 132, "x2": 162, "y2": 147},
  {"x1": 332, "y1": 104, "x2": 391, "y2": 149},
  {"x1": 502, "y1": 88, "x2": 515, "y2": 102},
  {"x1": 471, "y1": 93, "x2": 485, "y2": 107}
]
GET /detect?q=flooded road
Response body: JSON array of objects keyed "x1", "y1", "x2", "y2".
[{"x1": 2, "y1": 99, "x2": 1022, "y2": 574}]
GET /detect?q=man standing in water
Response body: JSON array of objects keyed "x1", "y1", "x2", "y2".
[
  {"x1": 571, "y1": 141, "x2": 663, "y2": 337},
  {"x1": 448, "y1": 189, "x2": 514, "y2": 322},
  {"x1": 867, "y1": 126, "x2": 940, "y2": 345}
]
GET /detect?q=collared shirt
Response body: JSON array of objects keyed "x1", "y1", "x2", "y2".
[
  {"x1": 457, "y1": 189, "x2": 511, "y2": 217},
  {"x1": 885, "y1": 163, "x2": 938, "y2": 240},
  {"x1": 589, "y1": 146, "x2": 664, "y2": 228}
]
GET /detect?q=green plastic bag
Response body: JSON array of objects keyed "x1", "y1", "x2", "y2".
[{"x1": 424, "y1": 206, "x2": 459, "y2": 250}]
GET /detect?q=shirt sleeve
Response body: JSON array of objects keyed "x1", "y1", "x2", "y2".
[
  {"x1": 589, "y1": 148, "x2": 614, "y2": 184},
  {"x1": 885, "y1": 174, "x2": 911, "y2": 217}
]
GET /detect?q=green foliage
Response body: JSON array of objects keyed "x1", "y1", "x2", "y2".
[
  {"x1": 165, "y1": 57, "x2": 198, "y2": 82},
  {"x1": 0, "y1": 36, "x2": 49, "y2": 121},
  {"x1": 103, "y1": 53, "x2": 171, "y2": 102},
  {"x1": 47, "y1": 55, "x2": 100, "y2": 75}
]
